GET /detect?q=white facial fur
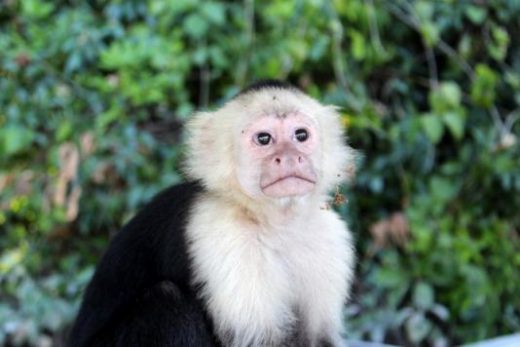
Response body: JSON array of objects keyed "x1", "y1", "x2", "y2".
[{"x1": 184, "y1": 86, "x2": 355, "y2": 346}]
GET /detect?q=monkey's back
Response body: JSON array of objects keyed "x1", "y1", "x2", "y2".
[{"x1": 68, "y1": 180, "x2": 218, "y2": 347}]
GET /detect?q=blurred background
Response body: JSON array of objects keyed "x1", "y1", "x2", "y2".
[{"x1": 0, "y1": 0, "x2": 519, "y2": 346}]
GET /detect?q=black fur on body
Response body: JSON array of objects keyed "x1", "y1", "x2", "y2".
[{"x1": 68, "y1": 182, "x2": 221, "y2": 346}]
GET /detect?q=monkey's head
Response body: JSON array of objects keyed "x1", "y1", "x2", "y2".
[{"x1": 186, "y1": 81, "x2": 353, "y2": 205}]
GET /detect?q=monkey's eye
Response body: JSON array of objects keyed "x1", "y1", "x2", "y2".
[
  {"x1": 255, "y1": 132, "x2": 272, "y2": 146},
  {"x1": 294, "y1": 128, "x2": 309, "y2": 142}
]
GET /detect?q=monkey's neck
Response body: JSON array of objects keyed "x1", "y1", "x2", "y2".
[{"x1": 217, "y1": 190, "x2": 321, "y2": 227}]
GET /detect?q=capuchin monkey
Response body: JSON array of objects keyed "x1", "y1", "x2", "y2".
[{"x1": 68, "y1": 80, "x2": 355, "y2": 347}]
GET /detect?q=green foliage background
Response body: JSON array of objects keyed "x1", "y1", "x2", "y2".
[{"x1": 1, "y1": 0, "x2": 519, "y2": 345}]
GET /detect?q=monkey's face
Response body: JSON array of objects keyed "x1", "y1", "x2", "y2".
[
  {"x1": 236, "y1": 112, "x2": 319, "y2": 199},
  {"x1": 186, "y1": 87, "x2": 352, "y2": 201}
]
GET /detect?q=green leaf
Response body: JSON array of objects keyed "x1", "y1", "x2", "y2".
[
  {"x1": 406, "y1": 313, "x2": 433, "y2": 343},
  {"x1": 429, "y1": 82, "x2": 462, "y2": 113},
  {"x1": 96, "y1": 107, "x2": 123, "y2": 131},
  {"x1": 183, "y1": 14, "x2": 209, "y2": 39},
  {"x1": 430, "y1": 304, "x2": 450, "y2": 321},
  {"x1": 415, "y1": 1, "x2": 435, "y2": 20},
  {"x1": 465, "y1": 6, "x2": 487, "y2": 24},
  {"x1": 429, "y1": 176, "x2": 458, "y2": 202},
  {"x1": 201, "y1": 2, "x2": 226, "y2": 26},
  {"x1": 505, "y1": 71, "x2": 520, "y2": 89},
  {"x1": 65, "y1": 52, "x2": 82, "y2": 73},
  {"x1": 458, "y1": 34, "x2": 472, "y2": 58},
  {"x1": 0, "y1": 125, "x2": 35, "y2": 156},
  {"x1": 471, "y1": 64, "x2": 498, "y2": 107},
  {"x1": 192, "y1": 47, "x2": 208, "y2": 65},
  {"x1": 21, "y1": 0, "x2": 54, "y2": 19},
  {"x1": 443, "y1": 111, "x2": 466, "y2": 140},
  {"x1": 349, "y1": 30, "x2": 366, "y2": 61},
  {"x1": 488, "y1": 25, "x2": 510, "y2": 61},
  {"x1": 420, "y1": 22, "x2": 440, "y2": 47},
  {"x1": 420, "y1": 113, "x2": 444, "y2": 144},
  {"x1": 375, "y1": 267, "x2": 407, "y2": 288},
  {"x1": 56, "y1": 121, "x2": 73, "y2": 142},
  {"x1": 150, "y1": 0, "x2": 194, "y2": 16},
  {"x1": 0, "y1": 247, "x2": 26, "y2": 274},
  {"x1": 309, "y1": 35, "x2": 329, "y2": 61},
  {"x1": 413, "y1": 281, "x2": 435, "y2": 310}
]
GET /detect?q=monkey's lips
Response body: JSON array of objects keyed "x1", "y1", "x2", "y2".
[{"x1": 261, "y1": 175, "x2": 316, "y2": 197}]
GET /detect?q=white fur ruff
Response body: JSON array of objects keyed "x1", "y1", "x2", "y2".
[{"x1": 186, "y1": 196, "x2": 354, "y2": 347}]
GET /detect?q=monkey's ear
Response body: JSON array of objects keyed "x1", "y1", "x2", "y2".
[
  {"x1": 184, "y1": 111, "x2": 235, "y2": 191},
  {"x1": 317, "y1": 105, "x2": 356, "y2": 191}
]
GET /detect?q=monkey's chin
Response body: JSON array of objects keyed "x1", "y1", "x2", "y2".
[{"x1": 261, "y1": 176, "x2": 315, "y2": 198}]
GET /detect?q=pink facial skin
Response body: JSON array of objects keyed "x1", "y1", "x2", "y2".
[{"x1": 238, "y1": 112, "x2": 319, "y2": 198}]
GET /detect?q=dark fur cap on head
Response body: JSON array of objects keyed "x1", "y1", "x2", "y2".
[{"x1": 238, "y1": 79, "x2": 298, "y2": 96}]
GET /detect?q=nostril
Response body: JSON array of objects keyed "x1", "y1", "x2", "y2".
[
  {"x1": 298, "y1": 156, "x2": 302, "y2": 163},
  {"x1": 275, "y1": 158, "x2": 281, "y2": 164}
]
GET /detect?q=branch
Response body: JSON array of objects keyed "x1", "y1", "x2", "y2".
[
  {"x1": 365, "y1": 0, "x2": 387, "y2": 55},
  {"x1": 327, "y1": 3, "x2": 350, "y2": 94},
  {"x1": 237, "y1": 0, "x2": 255, "y2": 86}
]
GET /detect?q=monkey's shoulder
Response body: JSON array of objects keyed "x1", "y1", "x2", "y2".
[
  {"x1": 97, "y1": 180, "x2": 205, "y2": 283},
  {"x1": 115, "y1": 180, "x2": 204, "y2": 237},
  {"x1": 133, "y1": 180, "x2": 204, "y2": 222}
]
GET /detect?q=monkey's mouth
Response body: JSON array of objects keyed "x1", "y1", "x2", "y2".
[
  {"x1": 261, "y1": 175, "x2": 316, "y2": 197},
  {"x1": 262, "y1": 175, "x2": 316, "y2": 189}
]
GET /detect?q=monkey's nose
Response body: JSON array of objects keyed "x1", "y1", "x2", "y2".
[{"x1": 273, "y1": 154, "x2": 303, "y2": 166}]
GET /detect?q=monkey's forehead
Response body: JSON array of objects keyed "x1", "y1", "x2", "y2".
[{"x1": 223, "y1": 87, "x2": 325, "y2": 123}]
